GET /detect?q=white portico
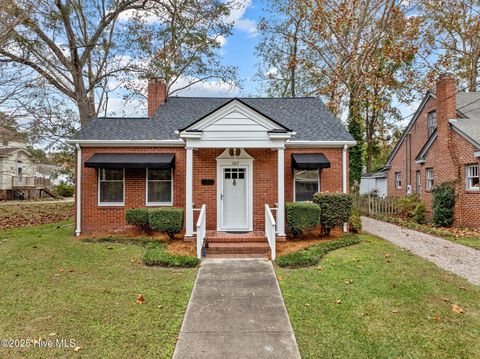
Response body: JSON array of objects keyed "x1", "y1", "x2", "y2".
[{"x1": 179, "y1": 99, "x2": 295, "y2": 241}]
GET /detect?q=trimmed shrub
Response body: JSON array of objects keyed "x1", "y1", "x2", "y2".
[
  {"x1": 397, "y1": 195, "x2": 426, "y2": 224},
  {"x1": 143, "y1": 244, "x2": 199, "y2": 267},
  {"x1": 313, "y1": 192, "x2": 353, "y2": 236},
  {"x1": 54, "y1": 183, "x2": 74, "y2": 197},
  {"x1": 348, "y1": 209, "x2": 362, "y2": 234},
  {"x1": 276, "y1": 235, "x2": 361, "y2": 268},
  {"x1": 432, "y1": 183, "x2": 455, "y2": 227},
  {"x1": 149, "y1": 207, "x2": 184, "y2": 239},
  {"x1": 285, "y1": 202, "x2": 320, "y2": 238},
  {"x1": 125, "y1": 208, "x2": 151, "y2": 232}
]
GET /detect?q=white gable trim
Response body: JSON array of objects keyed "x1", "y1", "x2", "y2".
[
  {"x1": 182, "y1": 100, "x2": 288, "y2": 132},
  {"x1": 179, "y1": 99, "x2": 294, "y2": 148}
]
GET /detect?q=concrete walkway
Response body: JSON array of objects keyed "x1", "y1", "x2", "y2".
[
  {"x1": 362, "y1": 217, "x2": 480, "y2": 285},
  {"x1": 173, "y1": 259, "x2": 301, "y2": 359}
]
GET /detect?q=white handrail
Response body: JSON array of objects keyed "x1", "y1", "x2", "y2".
[
  {"x1": 196, "y1": 204, "x2": 206, "y2": 259},
  {"x1": 265, "y1": 204, "x2": 276, "y2": 261}
]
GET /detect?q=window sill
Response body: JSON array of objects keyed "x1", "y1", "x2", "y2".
[
  {"x1": 98, "y1": 203, "x2": 125, "y2": 207},
  {"x1": 146, "y1": 202, "x2": 173, "y2": 207},
  {"x1": 465, "y1": 190, "x2": 479, "y2": 194}
]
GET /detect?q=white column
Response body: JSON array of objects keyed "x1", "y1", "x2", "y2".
[
  {"x1": 75, "y1": 144, "x2": 82, "y2": 236},
  {"x1": 185, "y1": 147, "x2": 193, "y2": 237},
  {"x1": 277, "y1": 147, "x2": 286, "y2": 236},
  {"x1": 342, "y1": 144, "x2": 348, "y2": 232}
]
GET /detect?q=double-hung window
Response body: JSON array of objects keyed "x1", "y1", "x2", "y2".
[
  {"x1": 146, "y1": 168, "x2": 173, "y2": 205},
  {"x1": 466, "y1": 164, "x2": 479, "y2": 191},
  {"x1": 426, "y1": 168, "x2": 434, "y2": 191},
  {"x1": 294, "y1": 169, "x2": 319, "y2": 201},
  {"x1": 416, "y1": 170, "x2": 422, "y2": 194},
  {"x1": 98, "y1": 168, "x2": 124, "y2": 205},
  {"x1": 395, "y1": 172, "x2": 402, "y2": 189},
  {"x1": 427, "y1": 111, "x2": 437, "y2": 137}
]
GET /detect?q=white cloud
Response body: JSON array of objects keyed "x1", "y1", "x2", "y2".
[
  {"x1": 234, "y1": 18, "x2": 258, "y2": 37},
  {"x1": 216, "y1": 35, "x2": 228, "y2": 47},
  {"x1": 171, "y1": 77, "x2": 241, "y2": 97}
]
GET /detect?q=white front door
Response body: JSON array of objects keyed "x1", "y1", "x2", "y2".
[{"x1": 220, "y1": 167, "x2": 248, "y2": 231}]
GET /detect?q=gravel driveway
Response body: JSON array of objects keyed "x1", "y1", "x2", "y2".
[{"x1": 362, "y1": 217, "x2": 480, "y2": 285}]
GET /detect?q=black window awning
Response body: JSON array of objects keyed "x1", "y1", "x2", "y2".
[
  {"x1": 292, "y1": 153, "x2": 331, "y2": 170},
  {"x1": 85, "y1": 153, "x2": 175, "y2": 169}
]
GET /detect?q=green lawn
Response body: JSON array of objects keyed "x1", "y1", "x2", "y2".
[
  {"x1": 277, "y1": 234, "x2": 480, "y2": 359},
  {"x1": 0, "y1": 221, "x2": 196, "y2": 358}
]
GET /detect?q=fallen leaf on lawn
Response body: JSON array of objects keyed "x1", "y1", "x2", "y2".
[
  {"x1": 305, "y1": 303, "x2": 310, "y2": 306},
  {"x1": 391, "y1": 309, "x2": 399, "y2": 313},
  {"x1": 73, "y1": 346, "x2": 81, "y2": 352},
  {"x1": 277, "y1": 275, "x2": 284, "y2": 281},
  {"x1": 356, "y1": 265, "x2": 363, "y2": 268},
  {"x1": 131, "y1": 258, "x2": 136, "y2": 262},
  {"x1": 69, "y1": 269, "x2": 75, "y2": 273},
  {"x1": 344, "y1": 279, "x2": 353, "y2": 285},
  {"x1": 336, "y1": 300, "x2": 342, "y2": 304},
  {"x1": 107, "y1": 246, "x2": 113, "y2": 250},
  {"x1": 59, "y1": 268, "x2": 64, "y2": 273},
  {"x1": 49, "y1": 332, "x2": 56, "y2": 336},
  {"x1": 451, "y1": 304, "x2": 464, "y2": 314},
  {"x1": 136, "y1": 294, "x2": 145, "y2": 304},
  {"x1": 385, "y1": 253, "x2": 393, "y2": 258},
  {"x1": 54, "y1": 273, "x2": 60, "y2": 277},
  {"x1": 361, "y1": 312, "x2": 368, "y2": 317},
  {"x1": 433, "y1": 314, "x2": 441, "y2": 322},
  {"x1": 443, "y1": 298, "x2": 449, "y2": 302},
  {"x1": 316, "y1": 266, "x2": 324, "y2": 271}
]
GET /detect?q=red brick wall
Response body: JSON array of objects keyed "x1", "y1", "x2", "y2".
[
  {"x1": 78, "y1": 147, "x2": 186, "y2": 233},
  {"x1": 386, "y1": 76, "x2": 480, "y2": 228},
  {"x1": 77, "y1": 146, "x2": 346, "y2": 234}
]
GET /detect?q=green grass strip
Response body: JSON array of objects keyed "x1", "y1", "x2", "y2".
[{"x1": 276, "y1": 235, "x2": 361, "y2": 268}]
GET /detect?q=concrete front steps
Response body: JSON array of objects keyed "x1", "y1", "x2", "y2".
[{"x1": 205, "y1": 231, "x2": 271, "y2": 258}]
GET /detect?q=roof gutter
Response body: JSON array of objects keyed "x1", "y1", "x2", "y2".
[
  {"x1": 285, "y1": 140, "x2": 357, "y2": 148},
  {"x1": 67, "y1": 139, "x2": 185, "y2": 147}
]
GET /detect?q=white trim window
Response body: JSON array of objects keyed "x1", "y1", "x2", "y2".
[
  {"x1": 426, "y1": 168, "x2": 434, "y2": 191},
  {"x1": 98, "y1": 168, "x2": 124, "y2": 205},
  {"x1": 146, "y1": 168, "x2": 173, "y2": 205},
  {"x1": 466, "y1": 164, "x2": 479, "y2": 191},
  {"x1": 294, "y1": 169, "x2": 319, "y2": 201},
  {"x1": 427, "y1": 111, "x2": 437, "y2": 137},
  {"x1": 395, "y1": 172, "x2": 402, "y2": 189}
]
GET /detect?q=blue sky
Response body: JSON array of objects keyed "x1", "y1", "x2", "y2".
[{"x1": 110, "y1": 0, "x2": 418, "y2": 123}]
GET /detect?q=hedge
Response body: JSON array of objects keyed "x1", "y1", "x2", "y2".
[
  {"x1": 143, "y1": 244, "x2": 199, "y2": 267},
  {"x1": 285, "y1": 202, "x2": 320, "y2": 237},
  {"x1": 432, "y1": 183, "x2": 455, "y2": 227},
  {"x1": 124, "y1": 207, "x2": 185, "y2": 238},
  {"x1": 397, "y1": 195, "x2": 426, "y2": 224},
  {"x1": 276, "y1": 235, "x2": 361, "y2": 268},
  {"x1": 313, "y1": 192, "x2": 353, "y2": 235},
  {"x1": 125, "y1": 208, "x2": 151, "y2": 232},
  {"x1": 149, "y1": 207, "x2": 184, "y2": 239}
]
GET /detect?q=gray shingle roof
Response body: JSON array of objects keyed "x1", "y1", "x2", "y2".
[
  {"x1": 453, "y1": 92, "x2": 480, "y2": 148},
  {"x1": 71, "y1": 97, "x2": 354, "y2": 142}
]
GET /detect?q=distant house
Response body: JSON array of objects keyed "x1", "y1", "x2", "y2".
[
  {"x1": 0, "y1": 127, "x2": 56, "y2": 200},
  {"x1": 379, "y1": 74, "x2": 479, "y2": 228},
  {"x1": 359, "y1": 170, "x2": 388, "y2": 197}
]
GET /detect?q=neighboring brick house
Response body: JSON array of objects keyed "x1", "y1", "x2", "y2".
[
  {"x1": 69, "y1": 78, "x2": 355, "y2": 257},
  {"x1": 380, "y1": 74, "x2": 480, "y2": 228}
]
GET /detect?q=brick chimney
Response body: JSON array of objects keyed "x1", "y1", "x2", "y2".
[
  {"x1": 435, "y1": 73, "x2": 457, "y2": 183},
  {"x1": 147, "y1": 77, "x2": 167, "y2": 118}
]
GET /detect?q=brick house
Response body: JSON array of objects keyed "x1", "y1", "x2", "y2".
[
  {"x1": 69, "y1": 78, "x2": 355, "y2": 257},
  {"x1": 380, "y1": 74, "x2": 480, "y2": 228}
]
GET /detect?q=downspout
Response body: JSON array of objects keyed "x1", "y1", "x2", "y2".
[
  {"x1": 75, "y1": 144, "x2": 82, "y2": 236},
  {"x1": 342, "y1": 145, "x2": 348, "y2": 232}
]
